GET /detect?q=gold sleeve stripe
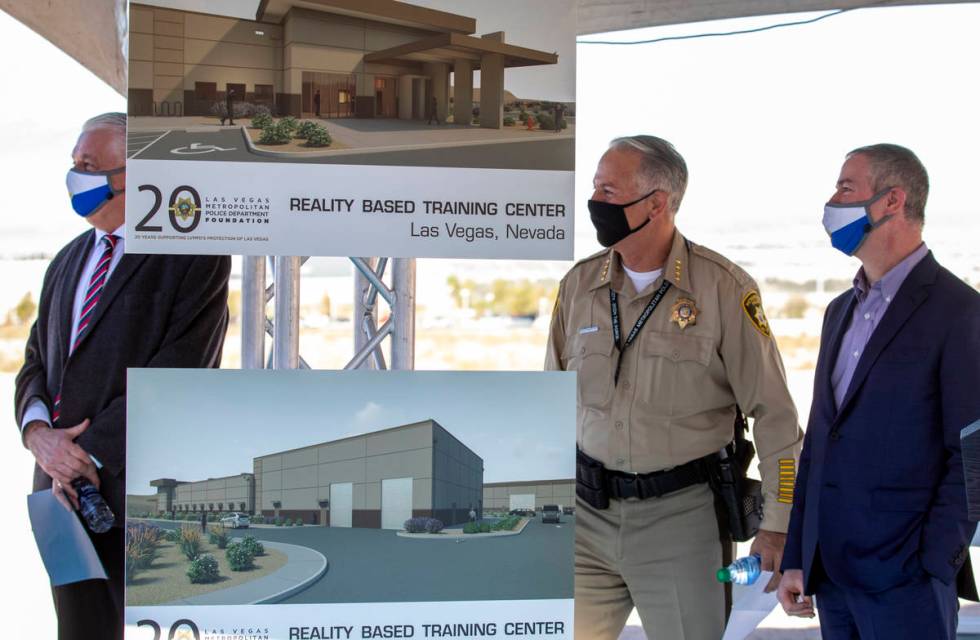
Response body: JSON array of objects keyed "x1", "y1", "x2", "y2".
[{"x1": 777, "y1": 457, "x2": 796, "y2": 504}]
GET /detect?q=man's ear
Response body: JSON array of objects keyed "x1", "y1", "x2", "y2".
[
  {"x1": 647, "y1": 190, "x2": 669, "y2": 220},
  {"x1": 884, "y1": 187, "x2": 907, "y2": 216}
]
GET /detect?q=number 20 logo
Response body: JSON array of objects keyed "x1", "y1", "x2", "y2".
[
  {"x1": 136, "y1": 618, "x2": 201, "y2": 640},
  {"x1": 136, "y1": 185, "x2": 203, "y2": 234}
]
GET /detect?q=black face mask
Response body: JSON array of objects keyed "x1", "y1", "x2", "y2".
[{"x1": 587, "y1": 188, "x2": 659, "y2": 247}]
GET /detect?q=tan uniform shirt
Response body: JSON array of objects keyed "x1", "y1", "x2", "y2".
[{"x1": 546, "y1": 230, "x2": 803, "y2": 532}]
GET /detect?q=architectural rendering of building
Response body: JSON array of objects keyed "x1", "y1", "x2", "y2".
[
  {"x1": 149, "y1": 473, "x2": 255, "y2": 514},
  {"x1": 483, "y1": 479, "x2": 575, "y2": 512},
  {"x1": 128, "y1": 0, "x2": 558, "y2": 128}
]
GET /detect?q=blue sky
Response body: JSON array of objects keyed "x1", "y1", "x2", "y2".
[{"x1": 126, "y1": 369, "x2": 576, "y2": 492}]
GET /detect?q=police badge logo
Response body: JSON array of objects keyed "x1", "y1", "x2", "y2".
[
  {"x1": 742, "y1": 290, "x2": 771, "y2": 337},
  {"x1": 671, "y1": 298, "x2": 698, "y2": 329},
  {"x1": 169, "y1": 196, "x2": 200, "y2": 221}
]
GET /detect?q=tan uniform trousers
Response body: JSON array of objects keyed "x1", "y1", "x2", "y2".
[{"x1": 575, "y1": 483, "x2": 727, "y2": 640}]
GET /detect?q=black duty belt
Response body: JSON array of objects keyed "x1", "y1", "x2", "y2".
[{"x1": 576, "y1": 447, "x2": 712, "y2": 510}]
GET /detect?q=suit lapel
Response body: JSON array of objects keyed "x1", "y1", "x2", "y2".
[
  {"x1": 835, "y1": 253, "x2": 938, "y2": 421},
  {"x1": 69, "y1": 253, "x2": 148, "y2": 355},
  {"x1": 821, "y1": 293, "x2": 856, "y2": 419},
  {"x1": 57, "y1": 231, "x2": 95, "y2": 363}
]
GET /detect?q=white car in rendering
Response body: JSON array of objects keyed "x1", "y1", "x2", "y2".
[{"x1": 220, "y1": 512, "x2": 251, "y2": 529}]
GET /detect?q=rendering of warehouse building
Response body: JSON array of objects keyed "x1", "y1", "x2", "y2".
[
  {"x1": 483, "y1": 479, "x2": 575, "y2": 512},
  {"x1": 144, "y1": 419, "x2": 484, "y2": 530},
  {"x1": 128, "y1": 0, "x2": 558, "y2": 128},
  {"x1": 149, "y1": 473, "x2": 256, "y2": 514}
]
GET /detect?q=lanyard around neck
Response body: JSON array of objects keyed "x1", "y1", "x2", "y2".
[{"x1": 609, "y1": 280, "x2": 672, "y2": 384}]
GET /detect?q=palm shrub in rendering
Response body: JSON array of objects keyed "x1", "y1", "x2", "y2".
[
  {"x1": 125, "y1": 523, "x2": 162, "y2": 582},
  {"x1": 179, "y1": 526, "x2": 203, "y2": 560},
  {"x1": 304, "y1": 124, "x2": 332, "y2": 147},
  {"x1": 226, "y1": 542, "x2": 256, "y2": 571},
  {"x1": 187, "y1": 553, "x2": 220, "y2": 584}
]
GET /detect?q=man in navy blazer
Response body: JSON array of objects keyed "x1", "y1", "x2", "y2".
[{"x1": 777, "y1": 144, "x2": 980, "y2": 639}]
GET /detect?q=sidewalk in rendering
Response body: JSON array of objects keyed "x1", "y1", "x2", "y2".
[{"x1": 161, "y1": 541, "x2": 327, "y2": 606}]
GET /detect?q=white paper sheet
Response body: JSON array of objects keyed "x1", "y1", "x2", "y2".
[
  {"x1": 722, "y1": 571, "x2": 780, "y2": 640},
  {"x1": 27, "y1": 489, "x2": 107, "y2": 586}
]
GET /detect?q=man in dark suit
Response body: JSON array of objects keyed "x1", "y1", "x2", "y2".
[
  {"x1": 777, "y1": 144, "x2": 980, "y2": 639},
  {"x1": 15, "y1": 112, "x2": 230, "y2": 640}
]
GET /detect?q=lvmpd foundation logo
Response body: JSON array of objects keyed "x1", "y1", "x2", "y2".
[
  {"x1": 136, "y1": 619, "x2": 270, "y2": 640},
  {"x1": 135, "y1": 184, "x2": 203, "y2": 234}
]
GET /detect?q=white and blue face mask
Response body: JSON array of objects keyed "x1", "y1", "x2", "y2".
[
  {"x1": 66, "y1": 167, "x2": 125, "y2": 218},
  {"x1": 821, "y1": 187, "x2": 893, "y2": 256}
]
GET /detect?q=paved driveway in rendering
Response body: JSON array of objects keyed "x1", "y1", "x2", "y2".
[
  {"x1": 129, "y1": 128, "x2": 573, "y2": 171},
  {"x1": 157, "y1": 517, "x2": 572, "y2": 603}
]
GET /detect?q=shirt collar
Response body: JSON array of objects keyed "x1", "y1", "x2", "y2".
[
  {"x1": 589, "y1": 229, "x2": 692, "y2": 295},
  {"x1": 93, "y1": 226, "x2": 125, "y2": 249},
  {"x1": 853, "y1": 242, "x2": 928, "y2": 302}
]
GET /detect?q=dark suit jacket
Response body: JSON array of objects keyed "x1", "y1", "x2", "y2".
[
  {"x1": 14, "y1": 229, "x2": 230, "y2": 524},
  {"x1": 782, "y1": 251, "x2": 980, "y2": 598}
]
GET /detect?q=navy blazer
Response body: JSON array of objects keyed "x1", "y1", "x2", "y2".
[
  {"x1": 14, "y1": 229, "x2": 230, "y2": 525},
  {"x1": 782, "y1": 251, "x2": 980, "y2": 598}
]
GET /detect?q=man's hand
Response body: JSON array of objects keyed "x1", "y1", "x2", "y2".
[
  {"x1": 750, "y1": 529, "x2": 786, "y2": 592},
  {"x1": 52, "y1": 478, "x2": 80, "y2": 512},
  {"x1": 23, "y1": 419, "x2": 99, "y2": 488},
  {"x1": 777, "y1": 569, "x2": 814, "y2": 617}
]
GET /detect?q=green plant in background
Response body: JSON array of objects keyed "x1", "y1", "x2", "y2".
[
  {"x1": 503, "y1": 115, "x2": 515, "y2": 126},
  {"x1": 479, "y1": 522, "x2": 492, "y2": 533},
  {"x1": 226, "y1": 542, "x2": 256, "y2": 571},
  {"x1": 208, "y1": 525, "x2": 230, "y2": 549},
  {"x1": 295, "y1": 120, "x2": 318, "y2": 139},
  {"x1": 178, "y1": 526, "x2": 202, "y2": 560},
  {"x1": 284, "y1": 518, "x2": 293, "y2": 527},
  {"x1": 164, "y1": 528, "x2": 180, "y2": 543},
  {"x1": 274, "y1": 517, "x2": 283, "y2": 527},
  {"x1": 239, "y1": 536, "x2": 265, "y2": 557},
  {"x1": 279, "y1": 116, "x2": 299, "y2": 134},
  {"x1": 294, "y1": 516, "x2": 303, "y2": 526},
  {"x1": 259, "y1": 120, "x2": 292, "y2": 145},
  {"x1": 187, "y1": 553, "x2": 220, "y2": 584},
  {"x1": 304, "y1": 125, "x2": 332, "y2": 147},
  {"x1": 463, "y1": 522, "x2": 479, "y2": 534},
  {"x1": 250, "y1": 112, "x2": 273, "y2": 129}
]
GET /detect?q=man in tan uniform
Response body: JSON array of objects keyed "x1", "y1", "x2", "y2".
[{"x1": 546, "y1": 135, "x2": 803, "y2": 639}]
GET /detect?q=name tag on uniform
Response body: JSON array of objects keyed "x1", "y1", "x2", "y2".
[{"x1": 578, "y1": 325, "x2": 599, "y2": 334}]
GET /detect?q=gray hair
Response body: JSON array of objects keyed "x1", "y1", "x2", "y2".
[
  {"x1": 848, "y1": 143, "x2": 928, "y2": 225},
  {"x1": 609, "y1": 135, "x2": 688, "y2": 214},
  {"x1": 82, "y1": 112, "x2": 128, "y2": 134}
]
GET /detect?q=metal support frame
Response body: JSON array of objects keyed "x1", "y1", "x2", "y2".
[{"x1": 240, "y1": 255, "x2": 416, "y2": 372}]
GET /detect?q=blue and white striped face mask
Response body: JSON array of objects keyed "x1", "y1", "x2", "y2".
[
  {"x1": 66, "y1": 167, "x2": 125, "y2": 218},
  {"x1": 821, "y1": 187, "x2": 893, "y2": 256}
]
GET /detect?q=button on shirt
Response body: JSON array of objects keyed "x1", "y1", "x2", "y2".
[
  {"x1": 831, "y1": 243, "x2": 929, "y2": 409},
  {"x1": 20, "y1": 227, "x2": 125, "y2": 431}
]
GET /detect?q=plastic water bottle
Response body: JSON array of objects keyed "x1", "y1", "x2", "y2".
[
  {"x1": 716, "y1": 553, "x2": 762, "y2": 585},
  {"x1": 72, "y1": 478, "x2": 115, "y2": 533}
]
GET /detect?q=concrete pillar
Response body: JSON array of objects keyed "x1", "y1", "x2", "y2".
[
  {"x1": 453, "y1": 59, "x2": 473, "y2": 126},
  {"x1": 479, "y1": 53, "x2": 505, "y2": 129},
  {"x1": 398, "y1": 75, "x2": 413, "y2": 120},
  {"x1": 424, "y1": 62, "x2": 450, "y2": 123}
]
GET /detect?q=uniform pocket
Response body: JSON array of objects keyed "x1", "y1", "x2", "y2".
[
  {"x1": 637, "y1": 330, "x2": 713, "y2": 415},
  {"x1": 564, "y1": 330, "x2": 615, "y2": 409}
]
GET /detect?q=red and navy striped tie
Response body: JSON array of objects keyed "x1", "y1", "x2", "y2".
[{"x1": 53, "y1": 234, "x2": 118, "y2": 424}]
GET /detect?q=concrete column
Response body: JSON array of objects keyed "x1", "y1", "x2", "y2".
[
  {"x1": 453, "y1": 59, "x2": 473, "y2": 126},
  {"x1": 398, "y1": 75, "x2": 413, "y2": 120},
  {"x1": 424, "y1": 62, "x2": 450, "y2": 123},
  {"x1": 479, "y1": 53, "x2": 505, "y2": 129}
]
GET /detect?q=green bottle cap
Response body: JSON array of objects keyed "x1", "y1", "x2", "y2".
[{"x1": 716, "y1": 568, "x2": 731, "y2": 583}]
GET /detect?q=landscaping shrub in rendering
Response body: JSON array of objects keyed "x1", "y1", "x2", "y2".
[
  {"x1": 295, "y1": 120, "x2": 318, "y2": 139},
  {"x1": 284, "y1": 518, "x2": 293, "y2": 527},
  {"x1": 259, "y1": 120, "x2": 292, "y2": 145},
  {"x1": 187, "y1": 553, "x2": 220, "y2": 584},
  {"x1": 503, "y1": 115, "x2": 515, "y2": 126},
  {"x1": 404, "y1": 517, "x2": 445, "y2": 533},
  {"x1": 251, "y1": 112, "x2": 273, "y2": 130},
  {"x1": 424, "y1": 518, "x2": 445, "y2": 534},
  {"x1": 208, "y1": 526, "x2": 230, "y2": 549},
  {"x1": 226, "y1": 542, "x2": 256, "y2": 571},
  {"x1": 239, "y1": 536, "x2": 265, "y2": 557},
  {"x1": 279, "y1": 116, "x2": 299, "y2": 134},
  {"x1": 304, "y1": 124, "x2": 332, "y2": 147},
  {"x1": 179, "y1": 527, "x2": 202, "y2": 560},
  {"x1": 463, "y1": 522, "x2": 479, "y2": 534},
  {"x1": 125, "y1": 523, "x2": 162, "y2": 583},
  {"x1": 164, "y1": 528, "x2": 180, "y2": 543}
]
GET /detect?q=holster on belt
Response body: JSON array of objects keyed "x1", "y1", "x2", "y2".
[
  {"x1": 707, "y1": 407, "x2": 764, "y2": 543},
  {"x1": 576, "y1": 448, "x2": 611, "y2": 509}
]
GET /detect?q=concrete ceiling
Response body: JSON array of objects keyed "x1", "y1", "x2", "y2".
[{"x1": 0, "y1": 0, "x2": 974, "y2": 96}]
